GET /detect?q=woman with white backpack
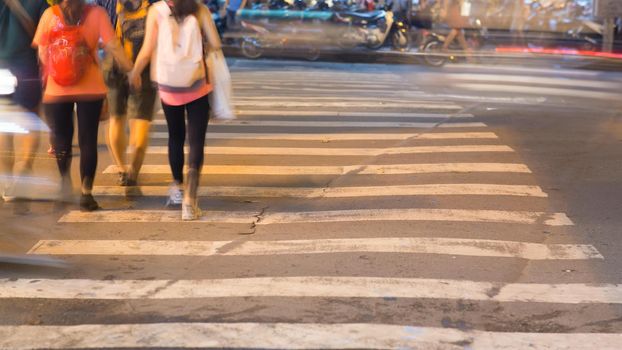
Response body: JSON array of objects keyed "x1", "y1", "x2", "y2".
[{"x1": 129, "y1": 0, "x2": 221, "y2": 220}]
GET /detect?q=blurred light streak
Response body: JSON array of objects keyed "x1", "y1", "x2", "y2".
[
  {"x1": 0, "y1": 122, "x2": 29, "y2": 134},
  {"x1": 496, "y1": 46, "x2": 622, "y2": 60}
]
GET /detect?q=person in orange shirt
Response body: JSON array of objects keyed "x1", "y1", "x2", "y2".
[{"x1": 33, "y1": 0, "x2": 133, "y2": 211}]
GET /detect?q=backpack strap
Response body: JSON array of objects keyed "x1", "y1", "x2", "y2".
[
  {"x1": 51, "y1": 5, "x2": 64, "y2": 24},
  {"x1": 193, "y1": 10, "x2": 210, "y2": 85},
  {"x1": 4, "y1": 0, "x2": 36, "y2": 37}
]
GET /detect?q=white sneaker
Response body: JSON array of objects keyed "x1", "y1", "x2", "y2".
[
  {"x1": 181, "y1": 199, "x2": 202, "y2": 221},
  {"x1": 2, "y1": 180, "x2": 16, "y2": 202},
  {"x1": 165, "y1": 183, "x2": 183, "y2": 207}
]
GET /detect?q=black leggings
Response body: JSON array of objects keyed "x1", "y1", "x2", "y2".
[
  {"x1": 161, "y1": 95, "x2": 210, "y2": 183},
  {"x1": 44, "y1": 99, "x2": 103, "y2": 185}
]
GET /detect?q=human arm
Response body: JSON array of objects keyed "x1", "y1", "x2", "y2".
[
  {"x1": 240, "y1": 0, "x2": 248, "y2": 10},
  {"x1": 32, "y1": 8, "x2": 51, "y2": 66},
  {"x1": 104, "y1": 39, "x2": 133, "y2": 72},
  {"x1": 96, "y1": 7, "x2": 132, "y2": 72},
  {"x1": 129, "y1": 5, "x2": 158, "y2": 88}
]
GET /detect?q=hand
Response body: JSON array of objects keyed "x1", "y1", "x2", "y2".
[{"x1": 128, "y1": 69, "x2": 142, "y2": 90}]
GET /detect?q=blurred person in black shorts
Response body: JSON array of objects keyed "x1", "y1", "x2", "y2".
[
  {"x1": 0, "y1": 0, "x2": 48, "y2": 206},
  {"x1": 103, "y1": 0, "x2": 157, "y2": 187}
]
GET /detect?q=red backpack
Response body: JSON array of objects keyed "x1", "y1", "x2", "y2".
[{"x1": 47, "y1": 5, "x2": 93, "y2": 86}]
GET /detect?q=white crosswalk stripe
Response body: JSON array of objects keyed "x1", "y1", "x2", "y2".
[
  {"x1": 3, "y1": 323, "x2": 621, "y2": 350},
  {"x1": 28, "y1": 238, "x2": 602, "y2": 260},
  {"x1": 152, "y1": 119, "x2": 484, "y2": 128},
  {"x1": 9, "y1": 62, "x2": 612, "y2": 349},
  {"x1": 0, "y1": 277, "x2": 618, "y2": 303},
  {"x1": 92, "y1": 184, "x2": 549, "y2": 198},
  {"x1": 58, "y1": 209, "x2": 573, "y2": 226},
  {"x1": 143, "y1": 145, "x2": 514, "y2": 156},
  {"x1": 233, "y1": 100, "x2": 463, "y2": 109},
  {"x1": 103, "y1": 163, "x2": 533, "y2": 175},
  {"x1": 432, "y1": 67, "x2": 622, "y2": 101},
  {"x1": 149, "y1": 131, "x2": 499, "y2": 140},
  {"x1": 233, "y1": 110, "x2": 474, "y2": 118}
]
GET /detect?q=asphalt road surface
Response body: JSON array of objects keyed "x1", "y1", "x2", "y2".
[{"x1": 1, "y1": 58, "x2": 622, "y2": 349}]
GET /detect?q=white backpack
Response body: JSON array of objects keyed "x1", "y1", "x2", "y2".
[{"x1": 153, "y1": 2, "x2": 207, "y2": 91}]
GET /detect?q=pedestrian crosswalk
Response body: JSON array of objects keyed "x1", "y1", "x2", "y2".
[
  {"x1": 3, "y1": 61, "x2": 618, "y2": 349},
  {"x1": 92, "y1": 183, "x2": 549, "y2": 198},
  {"x1": 424, "y1": 64, "x2": 622, "y2": 103},
  {"x1": 3, "y1": 323, "x2": 622, "y2": 350},
  {"x1": 58, "y1": 208, "x2": 573, "y2": 225},
  {"x1": 103, "y1": 163, "x2": 532, "y2": 176},
  {"x1": 2, "y1": 276, "x2": 620, "y2": 303},
  {"x1": 29, "y1": 238, "x2": 601, "y2": 260}
]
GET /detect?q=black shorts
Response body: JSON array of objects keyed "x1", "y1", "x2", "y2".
[{"x1": 8, "y1": 59, "x2": 42, "y2": 110}]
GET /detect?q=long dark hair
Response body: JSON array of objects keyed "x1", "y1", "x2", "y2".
[
  {"x1": 170, "y1": 0, "x2": 198, "y2": 20},
  {"x1": 60, "y1": 0, "x2": 86, "y2": 25}
]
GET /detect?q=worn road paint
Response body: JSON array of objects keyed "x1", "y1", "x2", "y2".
[
  {"x1": 233, "y1": 111, "x2": 473, "y2": 119},
  {"x1": 148, "y1": 132, "x2": 499, "y2": 141},
  {"x1": 92, "y1": 184, "x2": 548, "y2": 198},
  {"x1": 0, "y1": 277, "x2": 617, "y2": 303},
  {"x1": 153, "y1": 120, "x2": 486, "y2": 128},
  {"x1": 28, "y1": 237, "x2": 602, "y2": 260},
  {"x1": 1, "y1": 323, "x2": 621, "y2": 350},
  {"x1": 142, "y1": 145, "x2": 514, "y2": 156},
  {"x1": 103, "y1": 163, "x2": 532, "y2": 175},
  {"x1": 58, "y1": 209, "x2": 572, "y2": 226}
]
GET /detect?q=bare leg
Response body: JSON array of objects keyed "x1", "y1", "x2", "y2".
[
  {"x1": 107, "y1": 114, "x2": 128, "y2": 176},
  {"x1": 14, "y1": 105, "x2": 41, "y2": 174},
  {"x1": 442, "y1": 28, "x2": 460, "y2": 50},
  {"x1": 127, "y1": 119, "x2": 151, "y2": 183},
  {"x1": 15, "y1": 131, "x2": 40, "y2": 173},
  {"x1": 455, "y1": 29, "x2": 470, "y2": 53},
  {"x1": 0, "y1": 134, "x2": 16, "y2": 198}
]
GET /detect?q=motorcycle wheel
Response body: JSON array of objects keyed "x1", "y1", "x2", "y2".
[
  {"x1": 365, "y1": 36, "x2": 384, "y2": 50},
  {"x1": 391, "y1": 30, "x2": 410, "y2": 52},
  {"x1": 422, "y1": 39, "x2": 446, "y2": 67},
  {"x1": 241, "y1": 38, "x2": 263, "y2": 59},
  {"x1": 336, "y1": 28, "x2": 360, "y2": 50},
  {"x1": 305, "y1": 47, "x2": 321, "y2": 61}
]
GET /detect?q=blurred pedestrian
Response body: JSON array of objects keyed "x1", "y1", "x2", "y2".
[
  {"x1": 223, "y1": 0, "x2": 246, "y2": 30},
  {"x1": 440, "y1": 0, "x2": 469, "y2": 53},
  {"x1": 95, "y1": 0, "x2": 118, "y2": 25},
  {"x1": 510, "y1": 0, "x2": 528, "y2": 45},
  {"x1": 33, "y1": 0, "x2": 133, "y2": 211},
  {"x1": 0, "y1": 0, "x2": 48, "y2": 208},
  {"x1": 412, "y1": 0, "x2": 433, "y2": 29},
  {"x1": 388, "y1": 0, "x2": 409, "y2": 22},
  {"x1": 104, "y1": 0, "x2": 157, "y2": 187},
  {"x1": 129, "y1": 0, "x2": 221, "y2": 220},
  {"x1": 356, "y1": 0, "x2": 374, "y2": 12}
]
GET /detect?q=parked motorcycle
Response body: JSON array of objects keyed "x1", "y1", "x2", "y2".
[
  {"x1": 333, "y1": 9, "x2": 410, "y2": 51},
  {"x1": 419, "y1": 25, "x2": 485, "y2": 67},
  {"x1": 239, "y1": 20, "x2": 321, "y2": 60}
]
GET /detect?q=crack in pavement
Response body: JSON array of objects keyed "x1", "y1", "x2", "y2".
[{"x1": 313, "y1": 114, "x2": 470, "y2": 194}]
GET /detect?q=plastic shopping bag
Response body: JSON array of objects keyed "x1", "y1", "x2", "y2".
[{"x1": 208, "y1": 50, "x2": 235, "y2": 120}]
